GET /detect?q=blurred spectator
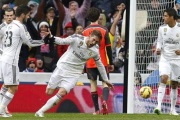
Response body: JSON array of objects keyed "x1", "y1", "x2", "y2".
[
  {"x1": 70, "y1": 10, "x2": 83, "y2": 34},
  {"x1": 23, "y1": 58, "x2": 44, "y2": 72},
  {"x1": 62, "y1": 0, "x2": 91, "y2": 34},
  {"x1": 110, "y1": 0, "x2": 126, "y2": 18},
  {"x1": 27, "y1": 0, "x2": 39, "y2": 29},
  {"x1": 176, "y1": 0, "x2": 180, "y2": 15},
  {"x1": 75, "y1": 25, "x2": 83, "y2": 34},
  {"x1": 35, "y1": 54, "x2": 49, "y2": 72},
  {"x1": 91, "y1": 0, "x2": 112, "y2": 19},
  {"x1": 113, "y1": 38, "x2": 125, "y2": 73},
  {"x1": 57, "y1": 22, "x2": 75, "y2": 58},
  {"x1": 36, "y1": 20, "x2": 57, "y2": 72},
  {"x1": 37, "y1": 0, "x2": 65, "y2": 36},
  {"x1": 134, "y1": 72, "x2": 142, "y2": 86}
]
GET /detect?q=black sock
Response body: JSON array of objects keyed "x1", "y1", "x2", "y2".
[
  {"x1": 91, "y1": 91, "x2": 99, "y2": 111},
  {"x1": 103, "y1": 87, "x2": 109, "y2": 102}
]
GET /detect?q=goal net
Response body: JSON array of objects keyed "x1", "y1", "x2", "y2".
[{"x1": 133, "y1": 0, "x2": 176, "y2": 113}]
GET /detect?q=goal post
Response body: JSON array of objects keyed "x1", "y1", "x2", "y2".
[
  {"x1": 125, "y1": 0, "x2": 176, "y2": 114},
  {"x1": 127, "y1": 0, "x2": 136, "y2": 114}
]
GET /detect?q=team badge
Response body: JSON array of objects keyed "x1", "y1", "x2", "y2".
[
  {"x1": 89, "y1": 52, "x2": 92, "y2": 56},
  {"x1": 176, "y1": 33, "x2": 179, "y2": 37},
  {"x1": 164, "y1": 28, "x2": 167, "y2": 32},
  {"x1": 79, "y1": 41, "x2": 83, "y2": 46}
]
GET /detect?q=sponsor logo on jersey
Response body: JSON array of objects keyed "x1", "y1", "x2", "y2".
[
  {"x1": 164, "y1": 28, "x2": 167, "y2": 32},
  {"x1": 72, "y1": 51, "x2": 86, "y2": 61},
  {"x1": 79, "y1": 41, "x2": 83, "y2": 46},
  {"x1": 26, "y1": 32, "x2": 30, "y2": 37},
  {"x1": 165, "y1": 38, "x2": 179, "y2": 44},
  {"x1": 176, "y1": 33, "x2": 179, "y2": 37}
]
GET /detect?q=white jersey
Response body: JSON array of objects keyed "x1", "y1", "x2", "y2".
[
  {"x1": 0, "y1": 20, "x2": 44, "y2": 65},
  {"x1": 157, "y1": 22, "x2": 180, "y2": 60},
  {"x1": 54, "y1": 34, "x2": 108, "y2": 81},
  {"x1": 0, "y1": 22, "x2": 8, "y2": 60},
  {"x1": 0, "y1": 22, "x2": 7, "y2": 49}
]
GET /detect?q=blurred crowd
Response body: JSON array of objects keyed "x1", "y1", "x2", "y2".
[
  {"x1": 0, "y1": 0, "x2": 127, "y2": 73},
  {"x1": 1, "y1": 0, "x2": 179, "y2": 77}
]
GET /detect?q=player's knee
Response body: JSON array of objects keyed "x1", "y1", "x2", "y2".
[
  {"x1": 171, "y1": 81, "x2": 178, "y2": 89},
  {"x1": 160, "y1": 75, "x2": 168, "y2": 84},
  {"x1": 58, "y1": 88, "x2": 67, "y2": 97},
  {"x1": 46, "y1": 90, "x2": 53, "y2": 96}
]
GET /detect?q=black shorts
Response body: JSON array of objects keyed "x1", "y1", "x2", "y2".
[{"x1": 86, "y1": 67, "x2": 109, "y2": 81}]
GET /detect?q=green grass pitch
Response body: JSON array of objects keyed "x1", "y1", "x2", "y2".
[{"x1": 1, "y1": 113, "x2": 180, "y2": 120}]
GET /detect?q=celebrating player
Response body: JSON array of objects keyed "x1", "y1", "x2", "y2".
[
  {"x1": 35, "y1": 29, "x2": 114, "y2": 117},
  {"x1": 0, "y1": 5, "x2": 44, "y2": 117},
  {"x1": 82, "y1": 8, "x2": 114, "y2": 115},
  {"x1": 0, "y1": 8, "x2": 15, "y2": 117},
  {"x1": 154, "y1": 8, "x2": 180, "y2": 115}
]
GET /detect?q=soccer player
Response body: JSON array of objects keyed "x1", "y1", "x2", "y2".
[
  {"x1": 154, "y1": 8, "x2": 180, "y2": 115},
  {"x1": 0, "y1": 8, "x2": 15, "y2": 117},
  {"x1": 0, "y1": 5, "x2": 44, "y2": 117},
  {"x1": 35, "y1": 29, "x2": 114, "y2": 117},
  {"x1": 82, "y1": 8, "x2": 114, "y2": 115}
]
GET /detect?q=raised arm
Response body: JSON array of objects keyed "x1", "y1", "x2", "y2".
[
  {"x1": 37, "y1": 0, "x2": 46, "y2": 21},
  {"x1": 55, "y1": 0, "x2": 65, "y2": 36},
  {"x1": 79, "y1": 0, "x2": 91, "y2": 17},
  {"x1": 20, "y1": 25, "x2": 44, "y2": 47}
]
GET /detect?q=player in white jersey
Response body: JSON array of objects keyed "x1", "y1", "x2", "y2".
[
  {"x1": 154, "y1": 8, "x2": 180, "y2": 115},
  {"x1": 35, "y1": 30, "x2": 114, "y2": 117},
  {"x1": 0, "y1": 5, "x2": 44, "y2": 117},
  {"x1": 0, "y1": 8, "x2": 15, "y2": 117}
]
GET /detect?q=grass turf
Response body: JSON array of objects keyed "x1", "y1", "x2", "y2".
[{"x1": 1, "y1": 113, "x2": 180, "y2": 120}]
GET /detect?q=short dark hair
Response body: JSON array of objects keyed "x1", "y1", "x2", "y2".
[
  {"x1": 4, "y1": 8, "x2": 15, "y2": 15},
  {"x1": 16, "y1": 5, "x2": 31, "y2": 17},
  {"x1": 87, "y1": 7, "x2": 100, "y2": 22},
  {"x1": 90, "y1": 30, "x2": 102, "y2": 41},
  {"x1": 164, "y1": 8, "x2": 178, "y2": 20}
]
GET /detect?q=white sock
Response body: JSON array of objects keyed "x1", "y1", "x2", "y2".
[
  {"x1": 0, "y1": 86, "x2": 8, "y2": 103},
  {"x1": 157, "y1": 83, "x2": 166, "y2": 109},
  {"x1": 38, "y1": 93, "x2": 62, "y2": 113},
  {"x1": 170, "y1": 88, "x2": 177, "y2": 111},
  {"x1": 0, "y1": 92, "x2": 14, "y2": 113}
]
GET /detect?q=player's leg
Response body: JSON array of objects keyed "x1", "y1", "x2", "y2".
[
  {"x1": 87, "y1": 68, "x2": 100, "y2": 114},
  {"x1": 0, "y1": 84, "x2": 8, "y2": 103},
  {"x1": 169, "y1": 80, "x2": 178, "y2": 115},
  {"x1": 35, "y1": 87, "x2": 65, "y2": 117},
  {"x1": 36, "y1": 68, "x2": 78, "y2": 117},
  {"x1": 90, "y1": 80, "x2": 100, "y2": 114},
  {"x1": 36, "y1": 68, "x2": 61, "y2": 117},
  {"x1": 154, "y1": 57, "x2": 170, "y2": 115},
  {"x1": 100, "y1": 67, "x2": 109, "y2": 115},
  {"x1": 0, "y1": 63, "x2": 19, "y2": 117},
  {"x1": 169, "y1": 61, "x2": 180, "y2": 115}
]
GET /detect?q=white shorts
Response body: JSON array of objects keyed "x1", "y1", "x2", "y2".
[
  {"x1": 47, "y1": 67, "x2": 78, "y2": 93},
  {"x1": 0, "y1": 62, "x2": 19, "y2": 85},
  {"x1": 159, "y1": 56, "x2": 180, "y2": 81}
]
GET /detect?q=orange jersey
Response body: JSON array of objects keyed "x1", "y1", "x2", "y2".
[{"x1": 82, "y1": 24, "x2": 111, "y2": 68}]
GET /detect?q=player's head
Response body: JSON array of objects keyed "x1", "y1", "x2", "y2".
[
  {"x1": 163, "y1": 8, "x2": 177, "y2": 24},
  {"x1": 87, "y1": 7, "x2": 100, "y2": 22},
  {"x1": 4, "y1": 8, "x2": 15, "y2": 24},
  {"x1": 16, "y1": 5, "x2": 31, "y2": 23},
  {"x1": 86, "y1": 30, "x2": 102, "y2": 48}
]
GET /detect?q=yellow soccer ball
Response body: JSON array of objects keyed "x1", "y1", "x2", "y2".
[{"x1": 139, "y1": 86, "x2": 152, "y2": 99}]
